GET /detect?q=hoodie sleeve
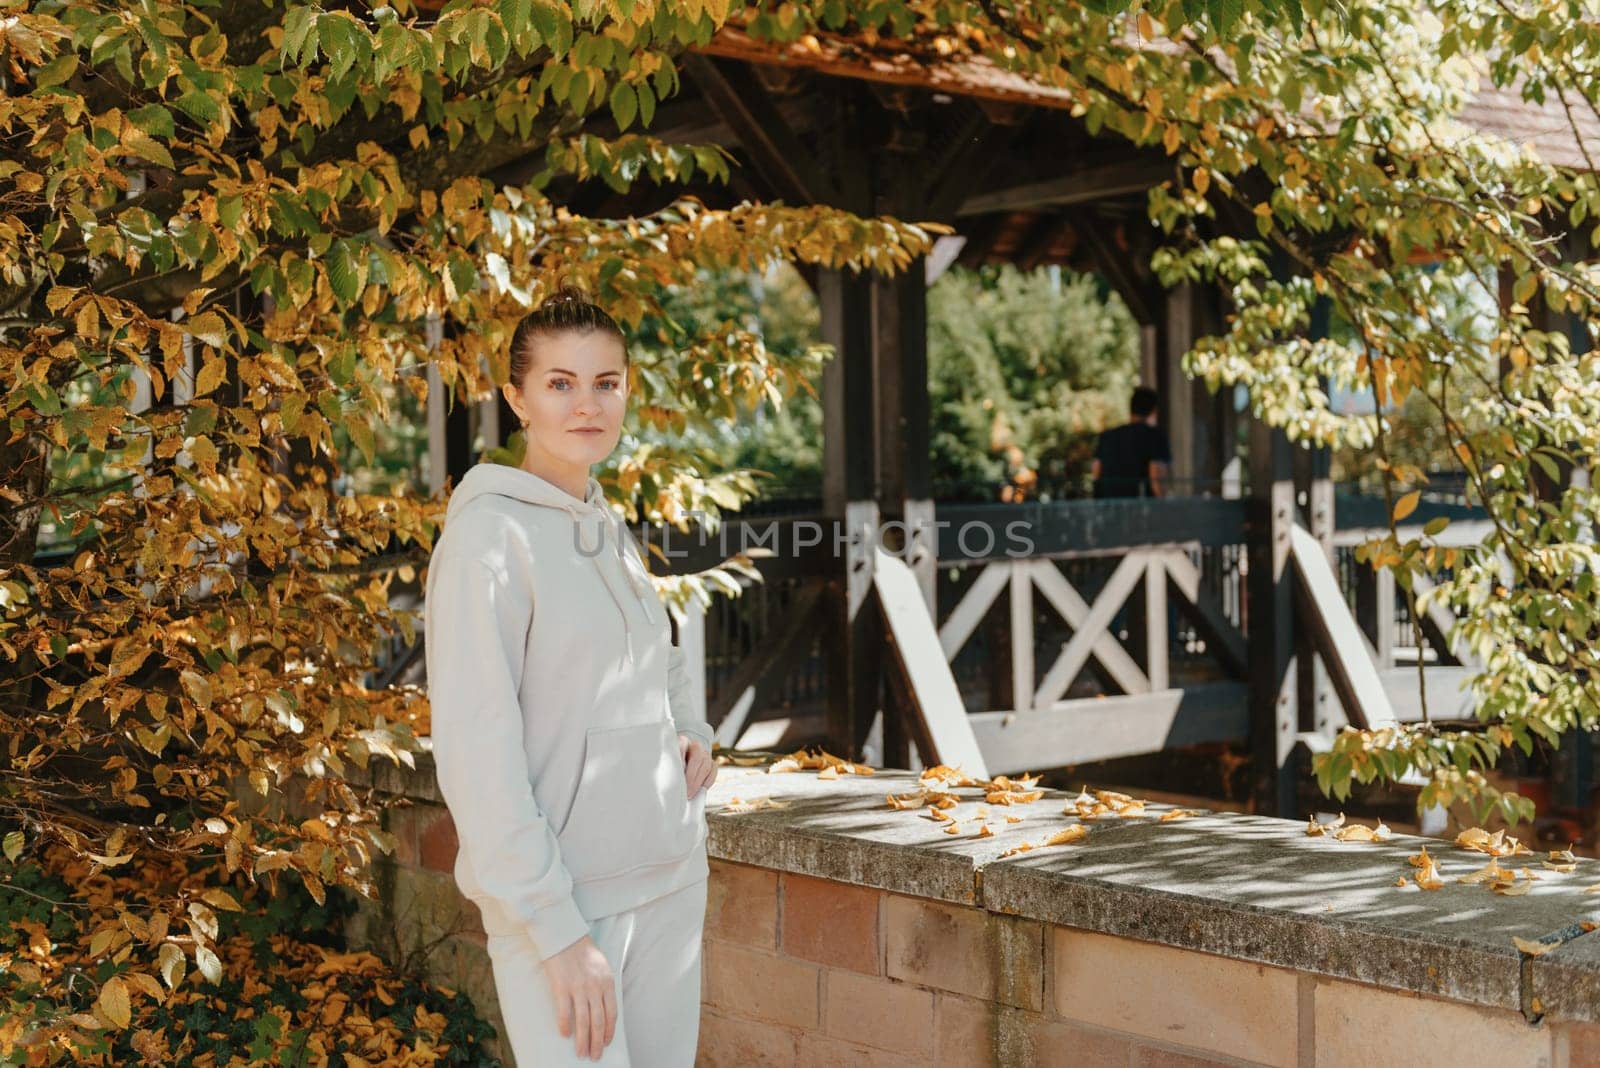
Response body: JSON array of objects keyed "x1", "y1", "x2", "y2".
[
  {"x1": 424, "y1": 548, "x2": 590, "y2": 961},
  {"x1": 667, "y1": 641, "x2": 713, "y2": 750}
]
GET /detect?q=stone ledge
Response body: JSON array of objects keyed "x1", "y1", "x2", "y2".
[{"x1": 355, "y1": 745, "x2": 1600, "y2": 1024}]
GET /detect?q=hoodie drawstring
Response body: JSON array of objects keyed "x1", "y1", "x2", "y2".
[{"x1": 561, "y1": 501, "x2": 658, "y2": 665}]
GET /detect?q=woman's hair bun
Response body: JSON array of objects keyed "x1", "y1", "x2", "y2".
[{"x1": 540, "y1": 284, "x2": 590, "y2": 309}]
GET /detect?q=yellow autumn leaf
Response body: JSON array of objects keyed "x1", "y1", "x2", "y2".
[
  {"x1": 1513, "y1": 937, "x2": 1557, "y2": 957},
  {"x1": 97, "y1": 976, "x2": 131, "y2": 1029},
  {"x1": 1044, "y1": 825, "x2": 1089, "y2": 846}
]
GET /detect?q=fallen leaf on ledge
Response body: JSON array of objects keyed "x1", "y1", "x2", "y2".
[
  {"x1": 817, "y1": 766, "x2": 840, "y2": 781},
  {"x1": 1410, "y1": 845, "x2": 1444, "y2": 890},
  {"x1": 975, "y1": 824, "x2": 994, "y2": 838},
  {"x1": 1459, "y1": 858, "x2": 1506, "y2": 886},
  {"x1": 722, "y1": 796, "x2": 791, "y2": 814},
  {"x1": 1456, "y1": 827, "x2": 1533, "y2": 858},
  {"x1": 1004, "y1": 814, "x2": 1023, "y2": 824},
  {"x1": 943, "y1": 822, "x2": 963, "y2": 835},
  {"x1": 1333, "y1": 820, "x2": 1391, "y2": 843},
  {"x1": 1306, "y1": 814, "x2": 1347, "y2": 837},
  {"x1": 1160, "y1": 809, "x2": 1199, "y2": 822},
  {"x1": 1513, "y1": 937, "x2": 1557, "y2": 957},
  {"x1": 1545, "y1": 847, "x2": 1577, "y2": 873},
  {"x1": 1044, "y1": 825, "x2": 1089, "y2": 846}
]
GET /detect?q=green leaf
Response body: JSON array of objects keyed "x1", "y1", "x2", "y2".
[
  {"x1": 126, "y1": 103, "x2": 175, "y2": 140},
  {"x1": 3, "y1": 830, "x2": 22, "y2": 862},
  {"x1": 609, "y1": 81, "x2": 638, "y2": 131},
  {"x1": 1209, "y1": 0, "x2": 1244, "y2": 36},
  {"x1": 637, "y1": 82, "x2": 656, "y2": 128},
  {"x1": 1422, "y1": 516, "x2": 1450, "y2": 537},
  {"x1": 173, "y1": 90, "x2": 222, "y2": 126},
  {"x1": 447, "y1": 255, "x2": 478, "y2": 302},
  {"x1": 32, "y1": 53, "x2": 78, "y2": 90},
  {"x1": 325, "y1": 238, "x2": 368, "y2": 307}
]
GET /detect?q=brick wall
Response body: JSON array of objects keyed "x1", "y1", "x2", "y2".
[
  {"x1": 332, "y1": 759, "x2": 1600, "y2": 1068},
  {"x1": 698, "y1": 858, "x2": 1595, "y2": 1068}
]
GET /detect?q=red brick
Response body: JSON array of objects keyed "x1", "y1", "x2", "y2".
[
  {"x1": 1130, "y1": 1046, "x2": 1239, "y2": 1068},
  {"x1": 885, "y1": 895, "x2": 1043, "y2": 1010},
  {"x1": 822, "y1": 969, "x2": 934, "y2": 1057},
  {"x1": 935, "y1": 994, "x2": 1000, "y2": 1067},
  {"x1": 935, "y1": 994, "x2": 1133, "y2": 1068},
  {"x1": 796, "y1": 1033, "x2": 924, "y2": 1068},
  {"x1": 418, "y1": 808, "x2": 458, "y2": 873},
  {"x1": 1020, "y1": 1016, "x2": 1135, "y2": 1068},
  {"x1": 706, "y1": 860, "x2": 778, "y2": 948},
  {"x1": 696, "y1": 1009, "x2": 798, "y2": 1067},
  {"x1": 781, "y1": 874, "x2": 881, "y2": 974},
  {"x1": 1315, "y1": 979, "x2": 1549, "y2": 1068},
  {"x1": 1054, "y1": 927, "x2": 1298, "y2": 1067},
  {"x1": 703, "y1": 941, "x2": 820, "y2": 1029}
]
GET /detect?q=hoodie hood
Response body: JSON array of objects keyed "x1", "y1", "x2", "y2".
[{"x1": 444, "y1": 463, "x2": 661, "y2": 662}]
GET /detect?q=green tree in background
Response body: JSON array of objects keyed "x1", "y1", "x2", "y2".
[
  {"x1": 634, "y1": 263, "x2": 1142, "y2": 504},
  {"x1": 928, "y1": 265, "x2": 1140, "y2": 500}
]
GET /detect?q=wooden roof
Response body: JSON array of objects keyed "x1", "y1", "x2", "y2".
[{"x1": 697, "y1": 25, "x2": 1600, "y2": 173}]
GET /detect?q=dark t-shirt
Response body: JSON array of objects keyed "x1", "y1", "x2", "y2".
[{"x1": 1092, "y1": 422, "x2": 1172, "y2": 498}]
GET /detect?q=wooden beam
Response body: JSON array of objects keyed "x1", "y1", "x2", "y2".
[
  {"x1": 955, "y1": 213, "x2": 1009, "y2": 268},
  {"x1": 1288, "y1": 525, "x2": 1398, "y2": 730},
  {"x1": 1162, "y1": 551, "x2": 1249, "y2": 679},
  {"x1": 1073, "y1": 209, "x2": 1157, "y2": 325},
  {"x1": 938, "y1": 561, "x2": 1011, "y2": 660},
  {"x1": 1027, "y1": 560, "x2": 1150, "y2": 695},
  {"x1": 959, "y1": 157, "x2": 1173, "y2": 217},
  {"x1": 709, "y1": 581, "x2": 827, "y2": 747},
  {"x1": 681, "y1": 53, "x2": 835, "y2": 205},
  {"x1": 969, "y1": 682, "x2": 1249, "y2": 775},
  {"x1": 934, "y1": 498, "x2": 1250, "y2": 560},
  {"x1": 924, "y1": 107, "x2": 1007, "y2": 220},
  {"x1": 1016, "y1": 213, "x2": 1073, "y2": 272},
  {"x1": 1248, "y1": 420, "x2": 1297, "y2": 815},
  {"x1": 1035, "y1": 552, "x2": 1149, "y2": 706},
  {"x1": 875, "y1": 549, "x2": 990, "y2": 777}
]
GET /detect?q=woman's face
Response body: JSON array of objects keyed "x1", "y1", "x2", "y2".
[{"x1": 502, "y1": 329, "x2": 629, "y2": 472}]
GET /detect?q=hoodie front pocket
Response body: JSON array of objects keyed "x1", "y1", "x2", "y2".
[{"x1": 556, "y1": 720, "x2": 700, "y2": 884}]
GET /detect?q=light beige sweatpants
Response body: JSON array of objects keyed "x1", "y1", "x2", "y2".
[{"x1": 484, "y1": 878, "x2": 708, "y2": 1068}]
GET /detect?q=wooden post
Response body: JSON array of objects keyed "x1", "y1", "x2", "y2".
[
  {"x1": 1161, "y1": 282, "x2": 1197, "y2": 496},
  {"x1": 1248, "y1": 418, "x2": 1298, "y2": 816},
  {"x1": 820, "y1": 267, "x2": 881, "y2": 760}
]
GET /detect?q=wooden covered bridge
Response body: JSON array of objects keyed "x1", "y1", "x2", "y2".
[{"x1": 414, "y1": 23, "x2": 1597, "y2": 817}]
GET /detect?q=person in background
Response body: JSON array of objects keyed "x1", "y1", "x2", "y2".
[{"x1": 1091, "y1": 386, "x2": 1172, "y2": 499}]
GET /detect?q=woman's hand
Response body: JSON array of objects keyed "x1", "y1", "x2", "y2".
[
  {"x1": 541, "y1": 935, "x2": 617, "y2": 1061},
  {"x1": 679, "y1": 735, "x2": 717, "y2": 799}
]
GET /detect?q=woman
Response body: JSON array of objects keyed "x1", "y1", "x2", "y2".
[{"x1": 423, "y1": 286, "x2": 717, "y2": 1066}]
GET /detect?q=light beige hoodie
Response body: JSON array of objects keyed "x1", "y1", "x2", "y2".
[{"x1": 423, "y1": 462, "x2": 711, "y2": 960}]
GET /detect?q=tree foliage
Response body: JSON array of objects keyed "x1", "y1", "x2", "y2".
[
  {"x1": 889, "y1": 0, "x2": 1600, "y2": 823},
  {"x1": 8, "y1": 0, "x2": 1600, "y2": 1050},
  {"x1": 0, "y1": 0, "x2": 935, "y2": 1052}
]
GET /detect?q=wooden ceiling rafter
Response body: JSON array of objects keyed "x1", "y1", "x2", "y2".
[
  {"x1": 681, "y1": 52, "x2": 835, "y2": 206},
  {"x1": 1070, "y1": 207, "x2": 1159, "y2": 325}
]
